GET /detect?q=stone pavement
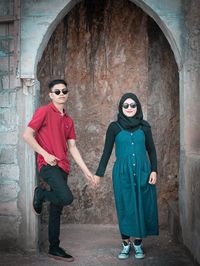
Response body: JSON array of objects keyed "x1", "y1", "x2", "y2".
[{"x1": 0, "y1": 224, "x2": 198, "y2": 266}]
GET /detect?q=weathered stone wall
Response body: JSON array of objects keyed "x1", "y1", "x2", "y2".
[
  {"x1": 38, "y1": 0, "x2": 179, "y2": 226},
  {"x1": 179, "y1": 0, "x2": 200, "y2": 262},
  {"x1": 0, "y1": 0, "x2": 22, "y2": 250},
  {"x1": 147, "y1": 18, "x2": 179, "y2": 227}
]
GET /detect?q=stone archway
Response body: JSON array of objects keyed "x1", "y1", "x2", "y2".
[
  {"x1": 19, "y1": 0, "x2": 186, "y2": 254},
  {"x1": 130, "y1": 0, "x2": 182, "y2": 69},
  {"x1": 37, "y1": 0, "x2": 179, "y2": 232},
  {"x1": 21, "y1": 0, "x2": 183, "y2": 77}
]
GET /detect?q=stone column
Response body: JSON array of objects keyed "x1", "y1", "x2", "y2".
[
  {"x1": 179, "y1": 65, "x2": 200, "y2": 263},
  {"x1": 16, "y1": 78, "x2": 40, "y2": 251},
  {"x1": 179, "y1": 1, "x2": 200, "y2": 261}
]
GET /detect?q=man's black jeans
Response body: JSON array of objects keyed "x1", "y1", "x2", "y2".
[{"x1": 39, "y1": 165, "x2": 73, "y2": 249}]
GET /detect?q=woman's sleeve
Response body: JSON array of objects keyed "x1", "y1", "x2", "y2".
[
  {"x1": 95, "y1": 122, "x2": 117, "y2": 177},
  {"x1": 145, "y1": 126, "x2": 157, "y2": 172}
]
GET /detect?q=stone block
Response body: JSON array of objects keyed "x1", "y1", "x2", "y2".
[
  {"x1": 0, "y1": 91, "x2": 16, "y2": 107},
  {"x1": 0, "y1": 215, "x2": 21, "y2": 250},
  {"x1": 0, "y1": 131, "x2": 18, "y2": 144},
  {"x1": 1, "y1": 75, "x2": 9, "y2": 89},
  {"x1": 0, "y1": 181, "x2": 20, "y2": 202},
  {"x1": 7, "y1": 72, "x2": 16, "y2": 90},
  {"x1": 0, "y1": 146, "x2": 17, "y2": 164},
  {"x1": 0, "y1": 92, "x2": 9, "y2": 107},
  {"x1": 0, "y1": 200, "x2": 19, "y2": 215},
  {"x1": 0, "y1": 57, "x2": 8, "y2": 71},
  {"x1": 0, "y1": 164, "x2": 19, "y2": 180},
  {"x1": 0, "y1": 0, "x2": 14, "y2": 17},
  {"x1": 0, "y1": 109, "x2": 17, "y2": 131}
]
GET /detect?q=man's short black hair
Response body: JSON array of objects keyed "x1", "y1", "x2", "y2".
[{"x1": 48, "y1": 79, "x2": 67, "y2": 90}]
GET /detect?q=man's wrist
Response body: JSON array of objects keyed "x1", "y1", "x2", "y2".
[{"x1": 40, "y1": 149, "x2": 48, "y2": 158}]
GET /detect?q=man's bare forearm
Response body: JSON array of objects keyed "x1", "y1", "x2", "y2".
[
  {"x1": 69, "y1": 145, "x2": 90, "y2": 174},
  {"x1": 23, "y1": 127, "x2": 47, "y2": 157}
]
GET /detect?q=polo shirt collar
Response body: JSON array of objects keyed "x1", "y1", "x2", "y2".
[{"x1": 49, "y1": 102, "x2": 67, "y2": 116}]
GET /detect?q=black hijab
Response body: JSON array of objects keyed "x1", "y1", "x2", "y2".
[{"x1": 117, "y1": 92, "x2": 150, "y2": 130}]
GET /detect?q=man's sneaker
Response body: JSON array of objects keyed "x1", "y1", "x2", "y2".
[
  {"x1": 33, "y1": 187, "x2": 44, "y2": 215},
  {"x1": 118, "y1": 241, "x2": 132, "y2": 260},
  {"x1": 133, "y1": 244, "x2": 145, "y2": 259},
  {"x1": 48, "y1": 246, "x2": 74, "y2": 262}
]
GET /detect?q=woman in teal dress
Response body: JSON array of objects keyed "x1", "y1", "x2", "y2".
[{"x1": 94, "y1": 93, "x2": 159, "y2": 260}]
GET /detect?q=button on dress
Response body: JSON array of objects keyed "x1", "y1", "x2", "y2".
[{"x1": 112, "y1": 128, "x2": 159, "y2": 238}]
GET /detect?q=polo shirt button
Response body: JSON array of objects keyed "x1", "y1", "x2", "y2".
[
  {"x1": 133, "y1": 173, "x2": 136, "y2": 176},
  {"x1": 133, "y1": 154, "x2": 135, "y2": 156},
  {"x1": 132, "y1": 142, "x2": 134, "y2": 145},
  {"x1": 133, "y1": 163, "x2": 135, "y2": 166}
]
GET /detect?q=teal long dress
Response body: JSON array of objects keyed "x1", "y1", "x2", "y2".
[{"x1": 112, "y1": 127, "x2": 159, "y2": 238}]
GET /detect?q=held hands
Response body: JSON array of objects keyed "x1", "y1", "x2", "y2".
[
  {"x1": 148, "y1": 171, "x2": 157, "y2": 185},
  {"x1": 83, "y1": 170, "x2": 94, "y2": 183},
  {"x1": 83, "y1": 171, "x2": 101, "y2": 187}
]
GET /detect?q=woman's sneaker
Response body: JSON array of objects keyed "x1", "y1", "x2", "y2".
[
  {"x1": 118, "y1": 241, "x2": 132, "y2": 260},
  {"x1": 133, "y1": 243, "x2": 145, "y2": 259}
]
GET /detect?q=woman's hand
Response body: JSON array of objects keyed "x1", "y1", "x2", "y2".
[
  {"x1": 93, "y1": 175, "x2": 101, "y2": 187},
  {"x1": 148, "y1": 171, "x2": 157, "y2": 185}
]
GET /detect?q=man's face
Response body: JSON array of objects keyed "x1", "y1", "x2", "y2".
[{"x1": 49, "y1": 83, "x2": 69, "y2": 104}]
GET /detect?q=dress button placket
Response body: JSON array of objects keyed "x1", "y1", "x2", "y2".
[{"x1": 131, "y1": 133, "x2": 136, "y2": 176}]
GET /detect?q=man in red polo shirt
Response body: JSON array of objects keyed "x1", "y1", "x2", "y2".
[{"x1": 23, "y1": 79, "x2": 94, "y2": 262}]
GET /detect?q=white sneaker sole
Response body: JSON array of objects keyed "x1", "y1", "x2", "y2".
[
  {"x1": 135, "y1": 254, "x2": 145, "y2": 259},
  {"x1": 118, "y1": 255, "x2": 129, "y2": 260}
]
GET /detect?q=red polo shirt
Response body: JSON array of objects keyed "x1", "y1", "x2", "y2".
[{"x1": 28, "y1": 102, "x2": 76, "y2": 174}]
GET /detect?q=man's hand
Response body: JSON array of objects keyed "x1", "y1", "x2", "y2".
[
  {"x1": 84, "y1": 171, "x2": 93, "y2": 181},
  {"x1": 83, "y1": 171, "x2": 96, "y2": 186},
  {"x1": 148, "y1": 171, "x2": 157, "y2": 185},
  {"x1": 68, "y1": 139, "x2": 100, "y2": 187},
  {"x1": 23, "y1": 127, "x2": 60, "y2": 167},
  {"x1": 43, "y1": 152, "x2": 60, "y2": 166}
]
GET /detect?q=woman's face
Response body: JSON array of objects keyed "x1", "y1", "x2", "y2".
[{"x1": 122, "y1": 98, "x2": 137, "y2": 117}]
